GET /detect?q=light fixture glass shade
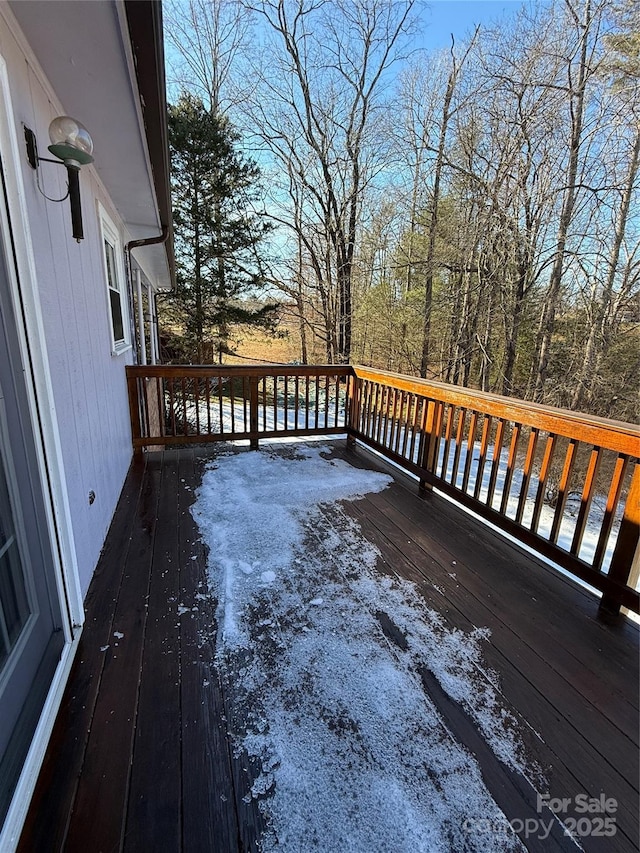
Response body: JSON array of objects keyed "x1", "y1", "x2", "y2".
[{"x1": 48, "y1": 116, "x2": 94, "y2": 165}]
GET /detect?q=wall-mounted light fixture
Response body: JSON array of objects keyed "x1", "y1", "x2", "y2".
[{"x1": 24, "y1": 116, "x2": 94, "y2": 242}]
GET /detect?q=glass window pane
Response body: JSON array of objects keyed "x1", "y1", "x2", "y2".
[
  {"x1": 104, "y1": 240, "x2": 117, "y2": 290},
  {"x1": 0, "y1": 453, "x2": 30, "y2": 669},
  {"x1": 109, "y1": 287, "x2": 124, "y2": 343}
]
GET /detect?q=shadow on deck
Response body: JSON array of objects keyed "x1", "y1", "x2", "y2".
[{"x1": 18, "y1": 441, "x2": 639, "y2": 852}]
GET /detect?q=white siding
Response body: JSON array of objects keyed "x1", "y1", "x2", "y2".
[{"x1": 0, "y1": 16, "x2": 136, "y2": 596}]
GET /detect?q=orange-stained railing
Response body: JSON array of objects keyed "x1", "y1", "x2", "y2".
[
  {"x1": 126, "y1": 364, "x2": 639, "y2": 617},
  {"x1": 126, "y1": 364, "x2": 351, "y2": 451}
]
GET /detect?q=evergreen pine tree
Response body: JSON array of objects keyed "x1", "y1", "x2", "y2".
[{"x1": 167, "y1": 93, "x2": 275, "y2": 362}]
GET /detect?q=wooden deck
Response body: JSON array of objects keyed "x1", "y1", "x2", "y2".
[{"x1": 18, "y1": 441, "x2": 639, "y2": 853}]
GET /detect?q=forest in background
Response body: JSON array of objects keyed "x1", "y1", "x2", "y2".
[{"x1": 164, "y1": 0, "x2": 639, "y2": 423}]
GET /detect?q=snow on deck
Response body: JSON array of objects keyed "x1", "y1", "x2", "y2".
[{"x1": 191, "y1": 444, "x2": 545, "y2": 852}]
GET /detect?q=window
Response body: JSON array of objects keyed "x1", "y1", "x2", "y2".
[{"x1": 99, "y1": 206, "x2": 129, "y2": 353}]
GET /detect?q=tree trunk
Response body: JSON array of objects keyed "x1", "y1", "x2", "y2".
[
  {"x1": 571, "y1": 126, "x2": 640, "y2": 410},
  {"x1": 531, "y1": 0, "x2": 592, "y2": 400}
]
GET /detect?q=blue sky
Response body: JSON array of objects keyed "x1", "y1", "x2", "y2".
[{"x1": 419, "y1": 0, "x2": 526, "y2": 49}]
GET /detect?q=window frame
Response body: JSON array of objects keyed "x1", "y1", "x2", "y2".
[{"x1": 98, "y1": 205, "x2": 131, "y2": 355}]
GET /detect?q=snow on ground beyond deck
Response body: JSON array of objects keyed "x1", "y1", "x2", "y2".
[{"x1": 191, "y1": 444, "x2": 536, "y2": 852}]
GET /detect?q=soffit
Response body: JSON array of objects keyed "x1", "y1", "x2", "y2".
[{"x1": 9, "y1": 0, "x2": 171, "y2": 289}]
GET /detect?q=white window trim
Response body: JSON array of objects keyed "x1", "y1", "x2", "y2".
[{"x1": 98, "y1": 204, "x2": 131, "y2": 356}]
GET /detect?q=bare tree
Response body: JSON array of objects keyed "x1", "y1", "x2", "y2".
[
  {"x1": 530, "y1": 0, "x2": 607, "y2": 399},
  {"x1": 244, "y1": 0, "x2": 415, "y2": 363},
  {"x1": 164, "y1": 0, "x2": 255, "y2": 114}
]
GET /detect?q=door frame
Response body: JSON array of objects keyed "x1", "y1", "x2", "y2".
[{"x1": 0, "y1": 53, "x2": 83, "y2": 851}]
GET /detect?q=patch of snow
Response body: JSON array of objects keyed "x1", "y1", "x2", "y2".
[
  {"x1": 113, "y1": 631, "x2": 124, "y2": 639},
  {"x1": 192, "y1": 444, "x2": 538, "y2": 851}
]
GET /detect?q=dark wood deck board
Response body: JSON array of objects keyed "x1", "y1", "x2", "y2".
[
  {"x1": 358, "y1": 491, "x2": 639, "y2": 752},
  {"x1": 177, "y1": 447, "x2": 241, "y2": 852},
  {"x1": 62, "y1": 460, "x2": 162, "y2": 852},
  {"x1": 18, "y1": 441, "x2": 639, "y2": 853},
  {"x1": 16, "y1": 461, "x2": 147, "y2": 853},
  {"x1": 343, "y1": 496, "x2": 639, "y2": 850},
  {"x1": 124, "y1": 449, "x2": 182, "y2": 852}
]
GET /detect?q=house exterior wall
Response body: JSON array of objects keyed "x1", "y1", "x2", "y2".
[{"x1": 0, "y1": 13, "x2": 136, "y2": 597}]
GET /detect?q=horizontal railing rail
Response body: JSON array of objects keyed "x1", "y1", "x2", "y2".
[{"x1": 126, "y1": 363, "x2": 639, "y2": 617}]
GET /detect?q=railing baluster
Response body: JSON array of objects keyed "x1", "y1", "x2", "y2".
[
  {"x1": 451, "y1": 408, "x2": 467, "y2": 488},
  {"x1": 283, "y1": 375, "x2": 289, "y2": 431},
  {"x1": 205, "y1": 376, "x2": 211, "y2": 434},
  {"x1": 372, "y1": 382, "x2": 381, "y2": 440},
  {"x1": 593, "y1": 454, "x2": 629, "y2": 571},
  {"x1": 570, "y1": 447, "x2": 602, "y2": 557},
  {"x1": 375, "y1": 384, "x2": 386, "y2": 445},
  {"x1": 324, "y1": 375, "x2": 330, "y2": 430},
  {"x1": 156, "y1": 376, "x2": 163, "y2": 439},
  {"x1": 440, "y1": 404, "x2": 455, "y2": 480},
  {"x1": 384, "y1": 385, "x2": 393, "y2": 447},
  {"x1": 473, "y1": 415, "x2": 492, "y2": 500},
  {"x1": 461, "y1": 411, "x2": 479, "y2": 494},
  {"x1": 531, "y1": 434, "x2": 557, "y2": 534},
  {"x1": 261, "y1": 377, "x2": 267, "y2": 431},
  {"x1": 515, "y1": 427, "x2": 539, "y2": 524},
  {"x1": 487, "y1": 418, "x2": 506, "y2": 509},
  {"x1": 500, "y1": 424, "x2": 520, "y2": 516},
  {"x1": 181, "y1": 377, "x2": 188, "y2": 435},
  {"x1": 169, "y1": 378, "x2": 176, "y2": 435},
  {"x1": 230, "y1": 377, "x2": 236, "y2": 434},
  {"x1": 249, "y1": 375, "x2": 259, "y2": 450},
  {"x1": 407, "y1": 394, "x2": 418, "y2": 463},
  {"x1": 550, "y1": 438, "x2": 579, "y2": 544},
  {"x1": 392, "y1": 389, "x2": 402, "y2": 456},
  {"x1": 194, "y1": 376, "x2": 200, "y2": 435},
  {"x1": 400, "y1": 393, "x2": 410, "y2": 460},
  {"x1": 305, "y1": 376, "x2": 310, "y2": 430},
  {"x1": 364, "y1": 381, "x2": 372, "y2": 437},
  {"x1": 218, "y1": 377, "x2": 224, "y2": 435}
]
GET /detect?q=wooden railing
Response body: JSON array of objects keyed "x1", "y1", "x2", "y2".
[
  {"x1": 126, "y1": 363, "x2": 639, "y2": 617},
  {"x1": 126, "y1": 364, "x2": 351, "y2": 450}
]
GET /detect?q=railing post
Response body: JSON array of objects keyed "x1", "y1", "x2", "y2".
[
  {"x1": 599, "y1": 461, "x2": 640, "y2": 621},
  {"x1": 249, "y1": 375, "x2": 259, "y2": 450},
  {"x1": 126, "y1": 368, "x2": 144, "y2": 462},
  {"x1": 418, "y1": 399, "x2": 439, "y2": 495},
  {"x1": 347, "y1": 371, "x2": 360, "y2": 449}
]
